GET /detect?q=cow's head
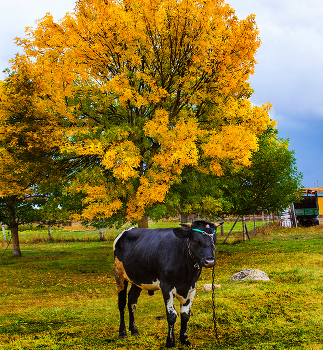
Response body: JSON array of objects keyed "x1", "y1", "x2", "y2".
[{"x1": 173, "y1": 220, "x2": 223, "y2": 268}]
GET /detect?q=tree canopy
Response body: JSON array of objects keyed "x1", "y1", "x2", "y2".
[
  {"x1": 0, "y1": 58, "x2": 63, "y2": 255},
  {"x1": 219, "y1": 128, "x2": 303, "y2": 216},
  {"x1": 12, "y1": 0, "x2": 274, "y2": 226}
]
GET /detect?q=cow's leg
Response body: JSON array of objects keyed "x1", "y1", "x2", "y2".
[
  {"x1": 128, "y1": 284, "x2": 142, "y2": 336},
  {"x1": 161, "y1": 287, "x2": 177, "y2": 348},
  {"x1": 179, "y1": 288, "x2": 196, "y2": 346},
  {"x1": 118, "y1": 280, "x2": 128, "y2": 339}
]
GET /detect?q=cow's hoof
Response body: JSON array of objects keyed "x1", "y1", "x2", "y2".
[
  {"x1": 166, "y1": 340, "x2": 175, "y2": 348},
  {"x1": 131, "y1": 328, "x2": 140, "y2": 336},
  {"x1": 180, "y1": 337, "x2": 191, "y2": 346},
  {"x1": 118, "y1": 330, "x2": 127, "y2": 339}
]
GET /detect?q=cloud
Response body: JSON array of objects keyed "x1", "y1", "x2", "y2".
[
  {"x1": 228, "y1": 0, "x2": 323, "y2": 187},
  {"x1": 228, "y1": 0, "x2": 323, "y2": 118}
]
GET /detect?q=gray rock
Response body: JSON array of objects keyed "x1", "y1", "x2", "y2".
[{"x1": 230, "y1": 268, "x2": 270, "y2": 281}]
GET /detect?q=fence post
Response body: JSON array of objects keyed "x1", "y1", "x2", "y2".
[
  {"x1": 242, "y1": 216, "x2": 246, "y2": 242},
  {"x1": 2, "y1": 225, "x2": 6, "y2": 242}
]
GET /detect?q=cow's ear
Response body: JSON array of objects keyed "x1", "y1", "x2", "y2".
[{"x1": 173, "y1": 227, "x2": 191, "y2": 239}]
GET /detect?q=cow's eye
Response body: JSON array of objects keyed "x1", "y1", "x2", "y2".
[{"x1": 193, "y1": 240, "x2": 200, "y2": 245}]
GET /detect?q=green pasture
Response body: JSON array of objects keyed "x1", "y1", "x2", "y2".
[
  {"x1": 0, "y1": 223, "x2": 323, "y2": 349},
  {"x1": 1, "y1": 219, "x2": 267, "y2": 245}
]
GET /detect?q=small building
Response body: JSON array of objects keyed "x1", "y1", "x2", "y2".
[{"x1": 307, "y1": 187, "x2": 323, "y2": 216}]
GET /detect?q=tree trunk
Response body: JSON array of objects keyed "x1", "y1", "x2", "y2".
[
  {"x1": 138, "y1": 215, "x2": 149, "y2": 228},
  {"x1": 180, "y1": 213, "x2": 189, "y2": 224},
  {"x1": 99, "y1": 228, "x2": 104, "y2": 241},
  {"x1": 48, "y1": 225, "x2": 52, "y2": 241},
  {"x1": 8, "y1": 197, "x2": 21, "y2": 257},
  {"x1": 10, "y1": 222, "x2": 21, "y2": 257}
]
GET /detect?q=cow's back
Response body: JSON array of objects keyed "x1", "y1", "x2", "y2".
[{"x1": 114, "y1": 227, "x2": 183, "y2": 290}]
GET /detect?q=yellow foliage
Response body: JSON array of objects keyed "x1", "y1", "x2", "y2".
[
  {"x1": 102, "y1": 141, "x2": 141, "y2": 180},
  {"x1": 11, "y1": 0, "x2": 276, "y2": 221},
  {"x1": 0, "y1": 57, "x2": 62, "y2": 197},
  {"x1": 144, "y1": 109, "x2": 199, "y2": 170}
]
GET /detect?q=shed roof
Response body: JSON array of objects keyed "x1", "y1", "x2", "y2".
[{"x1": 304, "y1": 186, "x2": 323, "y2": 193}]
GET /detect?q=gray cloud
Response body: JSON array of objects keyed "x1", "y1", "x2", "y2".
[{"x1": 228, "y1": 0, "x2": 323, "y2": 186}]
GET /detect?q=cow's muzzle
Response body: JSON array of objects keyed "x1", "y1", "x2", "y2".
[{"x1": 203, "y1": 258, "x2": 215, "y2": 268}]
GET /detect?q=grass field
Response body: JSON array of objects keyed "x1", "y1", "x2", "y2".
[{"x1": 0, "y1": 223, "x2": 323, "y2": 349}]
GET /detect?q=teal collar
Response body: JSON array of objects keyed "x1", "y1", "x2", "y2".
[{"x1": 192, "y1": 228, "x2": 216, "y2": 236}]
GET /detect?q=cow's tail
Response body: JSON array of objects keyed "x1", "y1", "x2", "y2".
[{"x1": 113, "y1": 227, "x2": 135, "y2": 293}]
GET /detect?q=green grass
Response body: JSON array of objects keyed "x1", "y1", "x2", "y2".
[{"x1": 1, "y1": 224, "x2": 323, "y2": 349}]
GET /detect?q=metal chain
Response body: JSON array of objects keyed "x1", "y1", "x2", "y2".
[
  {"x1": 212, "y1": 263, "x2": 220, "y2": 343},
  {"x1": 186, "y1": 239, "x2": 200, "y2": 269}
]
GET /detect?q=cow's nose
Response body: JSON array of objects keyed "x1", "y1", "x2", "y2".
[{"x1": 204, "y1": 259, "x2": 215, "y2": 268}]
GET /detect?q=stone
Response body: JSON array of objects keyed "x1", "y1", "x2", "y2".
[
  {"x1": 202, "y1": 284, "x2": 221, "y2": 292},
  {"x1": 230, "y1": 268, "x2": 270, "y2": 281}
]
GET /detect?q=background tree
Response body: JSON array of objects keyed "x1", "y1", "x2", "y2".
[
  {"x1": 36, "y1": 181, "x2": 85, "y2": 240},
  {"x1": 0, "y1": 56, "x2": 64, "y2": 256},
  {"x1": 16, "y1": 0, "x2": 275, "y2": 227},
  {"x1": 146, "y1": 166, "x2": 232, "y2": 223},
  {"x1": 219, "y1": 127, "x2": 303, "y2": 217},
  {"x1": 148, "y1": 127, "x2": 302, "y2": 223}
]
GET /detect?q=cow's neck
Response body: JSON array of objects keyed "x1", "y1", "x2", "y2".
[{"x1": 184, "y1": 239, "x2": 204, "y2": 280}]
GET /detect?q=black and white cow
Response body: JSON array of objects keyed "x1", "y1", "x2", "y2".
[{"x1": 113, "y1": 220, "x2": 222, "y2": 348}]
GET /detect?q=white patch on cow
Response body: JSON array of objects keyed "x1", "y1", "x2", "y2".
[
  {"x1": 113, "y1": 227, "x2": 135, "y2": 250},
  {"x1": 180, "y1": 286, "x2": 196, "y2": 315},
  {"x1": 166, "y1": 286, "x2": 196, "y2": 317},
  {"x1": 139, "y1": 279, "x2": 161, "y2": 291},
  {"x1": 167, "y1": 288, "x2": 177, "y2": 318}
]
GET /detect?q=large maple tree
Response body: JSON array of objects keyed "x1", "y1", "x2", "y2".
[{"x1": 15, "y1": 0, "x2": 275, "y2": 226}]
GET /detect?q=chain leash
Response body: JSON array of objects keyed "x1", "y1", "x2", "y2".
[{"x1": 212, "y1": 263, "x2": 220, "y2": 344}]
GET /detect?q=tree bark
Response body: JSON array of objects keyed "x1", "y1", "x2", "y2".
[
  {"x1": 8, "y1": 196, "x2": 21, "y2": 257},
  {"x1": 138, "y1": 215, "x2": 149, "y2": 228},
  {"x1": 180, "y1": 213, "x2": 189, "y2": 224},
  {"x1": 10, "y1": 222, "x2": 21, "y2": 257},
  {"x1": 99, "y1": 228, "x2": 104, "y2": 241},
  {"x1": 48, "y1": 225, "x2": 52, "y2": 241}
]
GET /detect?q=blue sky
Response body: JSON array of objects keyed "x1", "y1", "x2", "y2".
[
  {"x1": 1, "y1": 0, "x2": 322, "y2": 187},
  {"x1": 229, "y1": 0, "x2": 323, "y2": 188}
]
